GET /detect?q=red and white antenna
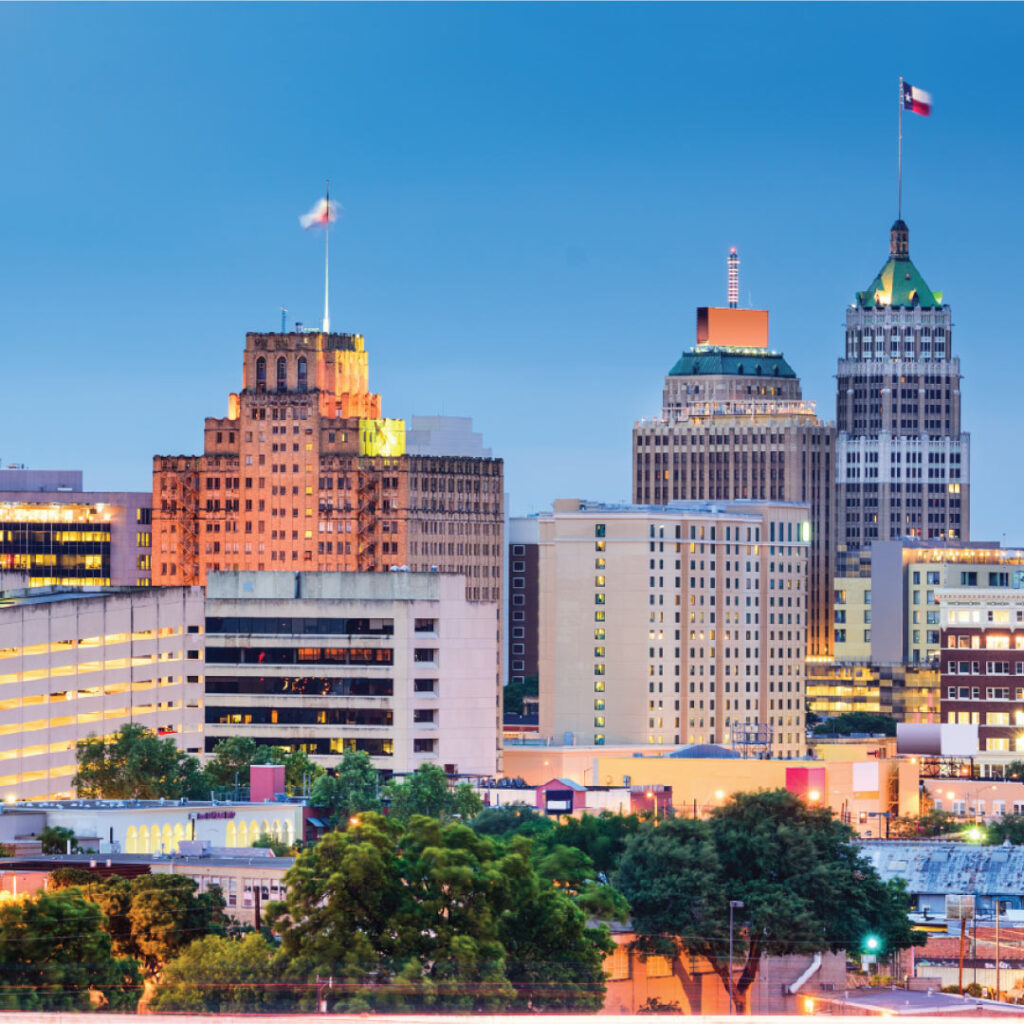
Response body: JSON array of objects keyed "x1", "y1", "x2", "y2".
[{"x1": 728, "y1": 247, "x2": 739, "y2": 308}]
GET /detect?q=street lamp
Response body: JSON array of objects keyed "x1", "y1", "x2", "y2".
[{"x1": 728, "y1": 900, "x2": 744, "y2": 1015}]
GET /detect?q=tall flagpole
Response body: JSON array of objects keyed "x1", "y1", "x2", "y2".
[
  {"x1": 898, "y1": 77, "x2": 904, "y2": 221},
  {"x1": 323, "y1": 179, "x2": 331, "y2": 333}
]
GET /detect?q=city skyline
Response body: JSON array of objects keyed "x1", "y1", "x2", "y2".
[{"x1": 2, "y1": 4, "x2": 1021, "y2": 540}]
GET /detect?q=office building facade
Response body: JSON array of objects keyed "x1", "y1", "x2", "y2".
[
  {"x1": 507, "y1": 517, "x2": 539, "y2": 685},
  {"x1": 633, "y1": 303, "x2": 834, "y2": 657},
  {"x1": 0, "y1": 469, "x2": 152, "y2": 588},
  {"x1": 203, "y1": 571, "x2": 498, "y2": 777},
  {"x1": 537, "y1": 498, "x2": 810, "y2": 759},
  {"x1": 836, "y1": 221, "x2": 970, "y2": 560}
]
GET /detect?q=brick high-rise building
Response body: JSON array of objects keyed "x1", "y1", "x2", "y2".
[
  {"x1": 633, "y1": 300, "x2": 835, "y2": 657},
  {"x1": 836, "y1": 220, "x2": 970, "y2": 563},
  {"x1": 152, "y1": 329, "x2": 504, "y2": 763},
  {"x1": 152, "y1": 330, "x2": 502, "y2": 599}
]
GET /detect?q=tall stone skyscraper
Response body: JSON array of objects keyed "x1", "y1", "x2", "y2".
[
  {"x1": 836, "y1": 221, "x2": 969, "y2": 567},
  {"x1": 633, "y1": 297, "x2": 835, "y2": 658}
]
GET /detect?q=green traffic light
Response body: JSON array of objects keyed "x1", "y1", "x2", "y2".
[{"x1": 863, "y1": 934, "x2": 880, "y2": 953}]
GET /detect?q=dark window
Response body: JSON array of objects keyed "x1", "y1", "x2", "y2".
[
  {"x1": 256, "y1": 357, "x2": 266, "y2": 392},
  {"x1": 297, "y1": 356, "x2": 308, "y2": 391},
  {"x1": 276, "y1": 356, "x2": 287, "y2": 391}
]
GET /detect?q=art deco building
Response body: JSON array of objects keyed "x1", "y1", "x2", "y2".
[
  {"x1": 633, "y1": 302, "x2": 835, "y2": 657},
  {"x1": 836, "y1": 220, "x2": 970, "y2": 563},
  {"x1": 537, "y1": 498, "x2": 810, "y2": 759},
  {"x1": 152, "y1": 331, "x2": 502, "y2": 599}
]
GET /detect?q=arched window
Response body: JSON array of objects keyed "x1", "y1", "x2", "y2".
[
  {"x1": 276, "y1": 357, "x2": 287, "y2": 391},
  {"x1": 255, "y1": 357, "x2": 266, "y2": 393},
  {"x1": 297, "y1": 357, "x2": 308, "y2": 392}
]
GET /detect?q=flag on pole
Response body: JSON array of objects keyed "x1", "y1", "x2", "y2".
[
  {"x1": 299, "y1": 197, "x2": 338, "y2": 229},
  {"x1": 902, "y1": 82, "x2": 932, "y2": 117}
]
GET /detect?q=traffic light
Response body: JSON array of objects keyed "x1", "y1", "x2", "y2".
[{"x1": 862, "y1": 933, "x2": 881, "y2": 954}]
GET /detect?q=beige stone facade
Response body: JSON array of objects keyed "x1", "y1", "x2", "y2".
[{"x1": 537, "y1": 499, "x2": 809, "y2": 758}]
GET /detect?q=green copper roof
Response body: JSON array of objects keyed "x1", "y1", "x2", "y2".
[
  {"x1": 856, "y1": 221, "x2": 943, "y2": 309},
  {"x1": 668, "y1": 347, "x2": 796, "y2": 379}
]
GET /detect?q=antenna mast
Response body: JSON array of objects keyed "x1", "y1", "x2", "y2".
[
  {"x1": 728, "y1": 247, "x2": 739, "y2": 308},
  {"x1": 281, "y1": 306, "x2": 287, "y2": 333}
]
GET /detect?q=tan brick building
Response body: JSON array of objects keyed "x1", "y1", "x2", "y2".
[
  {"x1": 152, "y1": 330, "x2": 502, "y2": 601},
  {"x1": 633, "y1": 305, "x2": 835, "y2": 658}
]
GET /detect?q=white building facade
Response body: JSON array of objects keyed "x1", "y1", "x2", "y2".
[{"x1": 203, "y1": 571, "x2": 498, "y2": 777}]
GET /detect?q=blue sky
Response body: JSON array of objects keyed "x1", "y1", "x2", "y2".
[{"x1": 0, "y1": 3, "x2": 1020, "y2": 539}]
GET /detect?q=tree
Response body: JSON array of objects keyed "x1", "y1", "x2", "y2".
[
  {"x1": 1002, "y1": 760, "x2": 1024, "y2": 781},
  {"x1": 812, "y1": 712, "x2": 897, "y2": 737},
  {"x1": 151, "y1": 933, "x2": 287, "y2": 1013},
  {"x1": 267, "y1": 747, "x2": 325, "y2": 796},
  {"x1": 985, "y1": 813, "x2": 1024, "y2": 845},
  {"x1": 615, "y1": 790, "x2": 924, "y2": 1014},
  {"x1": 265, "y1": 812, "x2": 612, "y2": 1013},
  {"x1": 309, "y1": 749, "x2": 381, "y2": 824},
  {"x1": 547, "y1": 812, "x2": 642, "y2": 876},
  {"x1": 38, "y1": 825, "x2": 83, "y2": 855},
  {"x1": 74, "y1": 723, "x2": 205, "y2": 800},
  {"x1": 0, "y1": 890, "x2": 140, "y2": 1010},
  {"x1": 889, "y1": 810, "x2": 959, "y2": 839},
  {"x1": 471, "y1": 804, "x2": 555, "y2": 840},
  {"x1": 82, "y1": 873, "x2": 227, "y2": 976},
  {"x1": 253, "y1": 832, "x2": 292, "y2": 857},
  {"x1": 503, "y1": 675, "x2": 538, "y2": 715},
  {"x1": 383, "y1": 763, "x2": 482, "y2": 822},
  {"x1": 203, "y1": 736, "x2": 260, "y2": 793}
]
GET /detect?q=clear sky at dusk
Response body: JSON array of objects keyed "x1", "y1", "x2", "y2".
[{"x1": 1, "y1": 4, "x2": 1021, "y2": 539}]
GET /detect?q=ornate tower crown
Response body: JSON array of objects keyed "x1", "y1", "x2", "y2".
[{"x1": 890, "y1": 219, "x2": 909, "y2": 259}]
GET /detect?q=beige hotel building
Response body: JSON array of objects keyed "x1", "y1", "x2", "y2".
[{"x1": 538, "y1": 498, "x2": 809, "y2": 759}]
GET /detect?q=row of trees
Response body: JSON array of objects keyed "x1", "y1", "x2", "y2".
[{"x1": 74, "y1": 726, "x2": 325, "y2": 801}]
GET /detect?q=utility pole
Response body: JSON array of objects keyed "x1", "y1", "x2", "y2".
[
  {"x1": 958, "y1": 915, "x2": 966, "y2": 994},
  {"x1": 728, "y1": 900, "x2": 744, "y2": 1014}
]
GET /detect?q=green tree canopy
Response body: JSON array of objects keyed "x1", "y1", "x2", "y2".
[
  {"x1": 889, "y1": 810, "x2": 960, "y2": 839},
  {"x1": 74, "y1": 723, "x2": 206, "y2": 800},
  {"x1": 1002, "y1": 760, "x2": 1024, "y2": 781},
  {"x1": 503, "y1": 675, "x2": 538, "y2": 715},
  {"x1": 265, "y1": 811, "x2": 612, "y2": 1013},
  {"x1": 812, "y1": 712, "x2": 897, "y2": 736},
  {"x1": 547, "y1": 811, "x2": 642, "y2": 876},
  {"x1": 471, "y1": 804, "x2": 555, "y2": 840},
  {"x1": 151, "y1": 933, "x2": 286, "y2": 1014},
  {"x1": 615, "y1": 789, "x2": 924, "y2": 1013},
  {"x1": 81, "y1": 873, "x2": 227, "y2": 976},
  {"x1": 267, "y1": 746, "x2": 326, "y2": 795},
  {"x1": 984, "y1": 813, "x2": 1024, "y2": 845},
  {"x1": 309, "y1": 749, "x2": 381, "y2": 825},
  {"x1": 383, "y1": 763, "x2": 482, "y2": 822},
  {"x1": 38, "y1": 825, "x2": 83, "y2": 855},
  {"x1": 203, "y1": 736, "x2": 261, "y2": 793},
  {"x1": 0, "y1": 890, "x2": 140, "y2": 1010}
]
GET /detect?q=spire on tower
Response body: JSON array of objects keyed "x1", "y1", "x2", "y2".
[{"x1": 728, "y1": 247, "x2": 739, "y2": 308}]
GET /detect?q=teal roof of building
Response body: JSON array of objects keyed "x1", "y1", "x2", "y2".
[
  {"x1": 668, "y1": 347, "x2": 796, "y2": 379},
  {"x1": 856, "y1": 220, "x2": 943, "y2": 309}
]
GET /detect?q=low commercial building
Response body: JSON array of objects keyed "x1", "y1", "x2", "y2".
[
  {"x1": 203, "y1": 570, "x2": 498, "y2": 777},
  {"x1": 0, "y1": 585, "x2": 204, "y2": 800}
]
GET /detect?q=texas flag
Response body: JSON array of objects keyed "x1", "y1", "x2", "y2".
[
  {"x1": 902, "y1": 82, "x2": 932, "y2": 117},
  {"x1": 299, "y1": 197, "x2": 338, "y2": 229}
]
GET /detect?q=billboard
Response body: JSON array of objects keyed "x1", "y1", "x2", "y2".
[{"x1": 896, "y1": 723, "x2": 979, "y2": 757}]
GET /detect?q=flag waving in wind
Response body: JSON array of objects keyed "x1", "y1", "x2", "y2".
[
  {"x1": 300, "y1": 197, "x2": 338, "y2": 229},
  {"x1": 902, "y1": 82, "x2": 932, "y2": 117}
]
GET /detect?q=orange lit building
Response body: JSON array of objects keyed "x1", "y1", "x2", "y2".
[
  {"x1": 152, "y1": 330, "x2": 503, "y2": 599},
  {"x1": 152, "y1": 330, "x2": 505, "y2": 760}
]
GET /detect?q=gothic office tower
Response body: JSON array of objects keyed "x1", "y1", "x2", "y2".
[
  {"x1": 836, "y1": 221, "x2": 969, "y2": 566},
  {"x1": 633, "y1": 301, "x2": 836, "y2": 658}
]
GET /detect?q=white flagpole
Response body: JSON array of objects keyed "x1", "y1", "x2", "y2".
[
  {"x1": 323, "y1": 179, "x2": 331, "y2": 333},
  {"x1": 898, "y1": 77, "x2": 904, "y2": 221}
]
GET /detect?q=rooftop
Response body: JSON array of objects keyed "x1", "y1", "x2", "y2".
[
  {"x1": 860, "y1": 839, "x2": 1024, "y2": 895},
  {"x1": 668, "y1": 346, "x2": 796, "y2": 379},
  {"x1": 856, "y1": 220, "x2": 943, "y2": 310}
]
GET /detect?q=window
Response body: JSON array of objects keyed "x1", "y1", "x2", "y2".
[
  {"x1": 255, "y1": 356, "x2": 266, "y2": 391},
  {"x1": 645, "y1": 955, "x2": 672, "y2": 978},
  {"x1": 595, "y1": 524, "x2": 606, "y2": 538},
  {"x1": 297, "y1": 356, "x2": 308, "y2": 391},
  {"x1": 276, "y1": 356, "x2": 287, "y2": 390}
]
